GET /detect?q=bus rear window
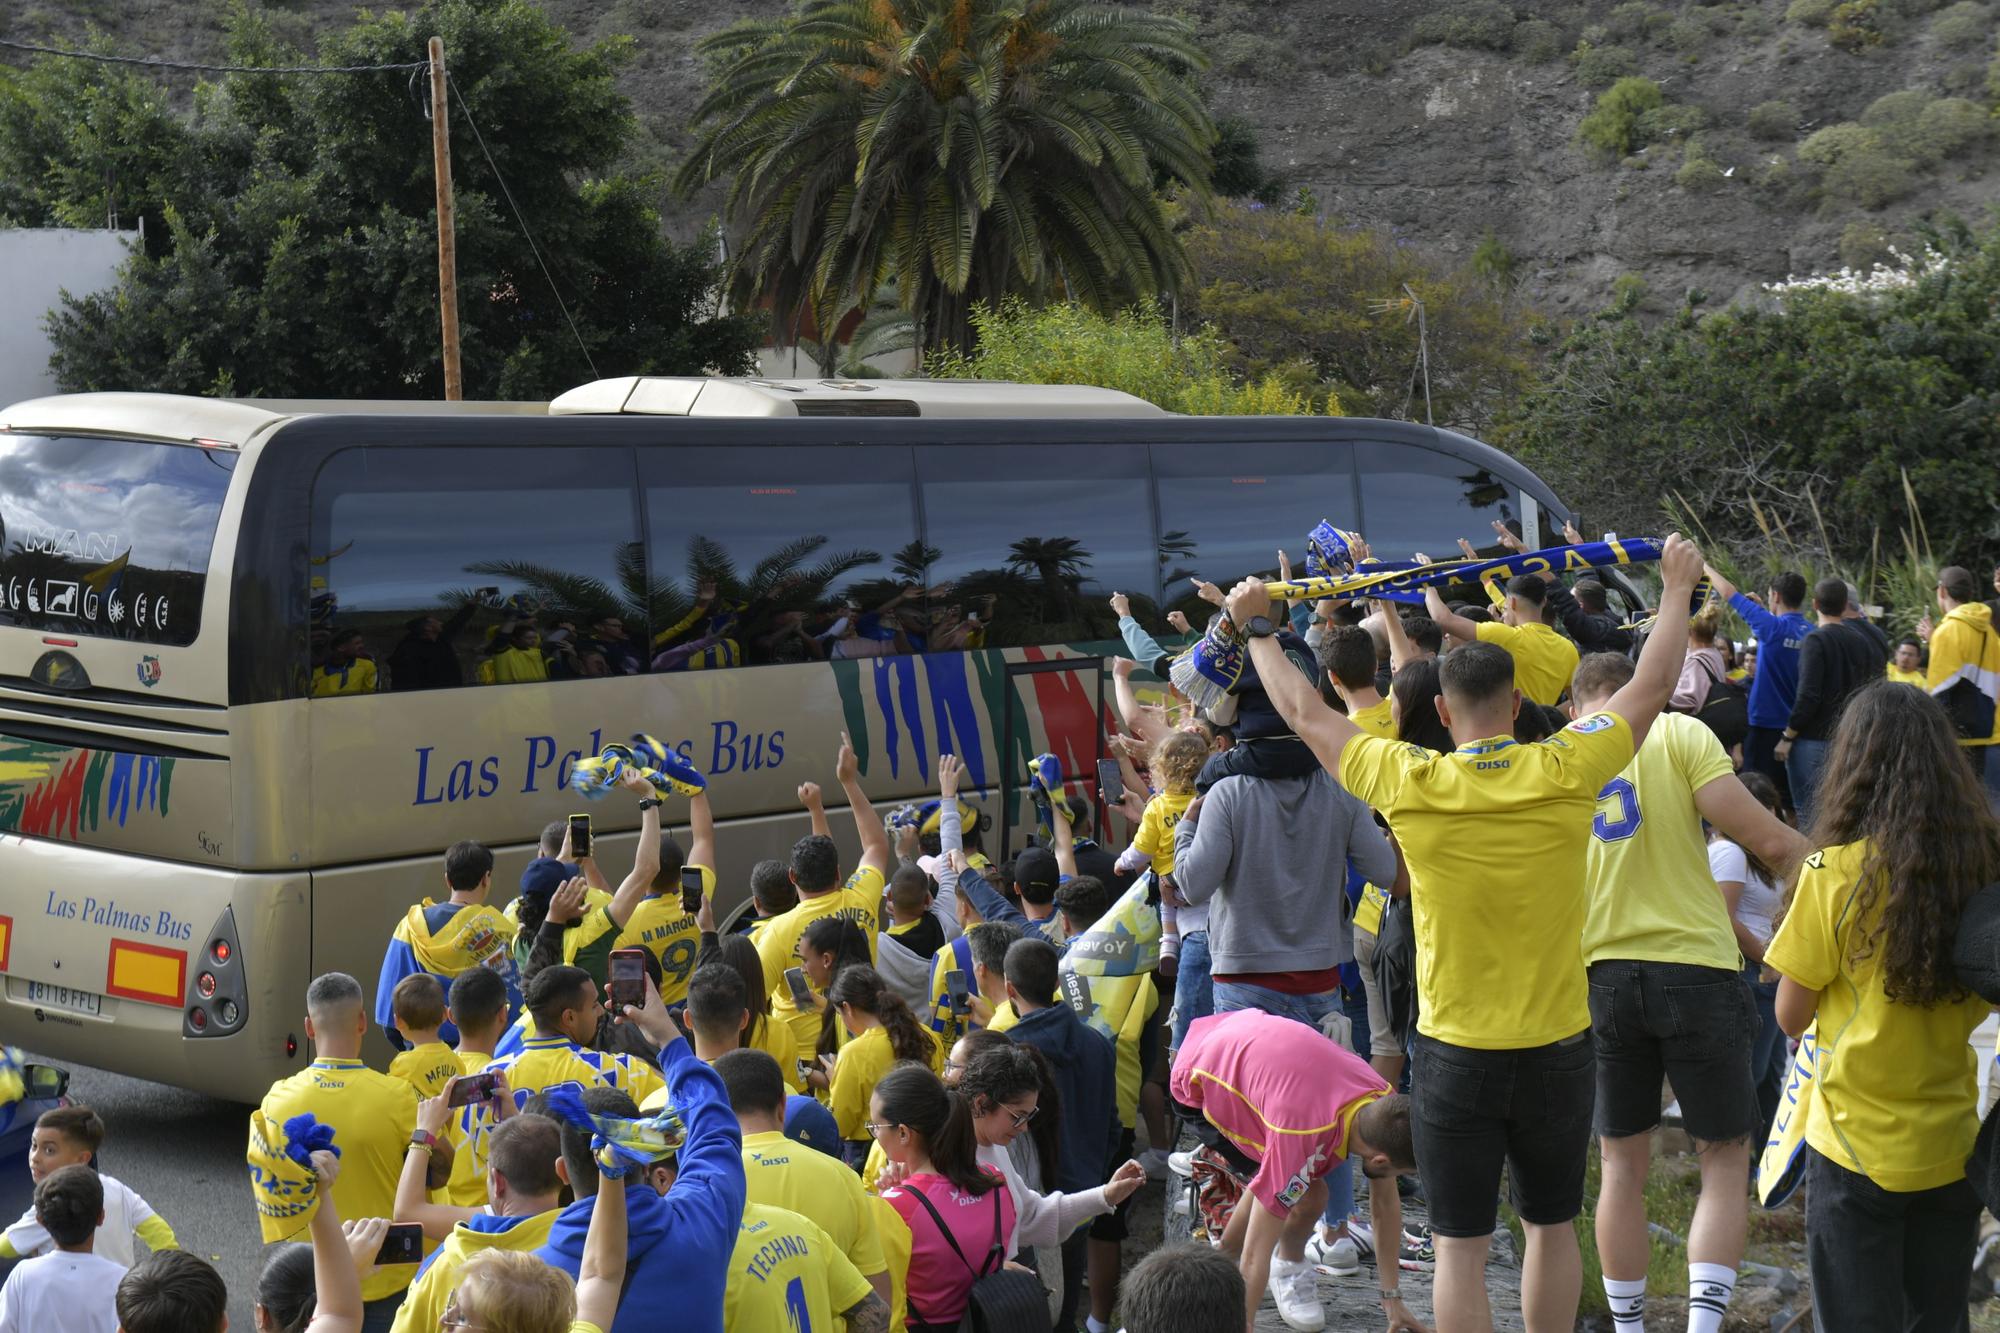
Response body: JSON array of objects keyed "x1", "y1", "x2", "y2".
[{"x1": 0, "y1": 434, "x2": 233, "y2": 648}]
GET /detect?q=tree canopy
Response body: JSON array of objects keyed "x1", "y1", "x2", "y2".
[
  {"x1": 679, "y1": 0, "x2": 1214, "y2": 357},
  {"x1": 0, "y1": 0, "x2": 760, "y2": 399}
]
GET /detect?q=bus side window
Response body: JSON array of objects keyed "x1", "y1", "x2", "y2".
[
  {"x1": 1355, "y1": 445, "x2": 1514, "y2": 562},
  {"x1": 1149, "y1": 441, "x2": 1360, "y2": 622},
  {"x1": 306, "y1": 446, "x2": 642, "y2": 695},
  {"x1": 637, "y1": 445, "x2": 919, "y2": 670},
  {"x1": 912, "y1": 444, "x2": 1153, "y2": 650}
]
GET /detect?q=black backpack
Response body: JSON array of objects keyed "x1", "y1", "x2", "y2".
[
  {"x1": 1687, "y1": 655, "x2": 1750, "y2": 750},
  {"x1": 903, "y1": 1183, "x2": 1047, "y2": 1333}
]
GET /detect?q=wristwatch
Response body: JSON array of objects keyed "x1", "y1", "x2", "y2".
[
  {"x1": 409, "y1": 1130, "x2": 439, "y2": 1153},
  {"x1": 1379, "y1": 1287, "x2": 1402, "y2": 1304},
  {"x1": 636, "y1": 797, "x2": 664, "y2": 811},
  {"x1": 1243, "y1": 614, "x2": 1277, "y2": 639}
]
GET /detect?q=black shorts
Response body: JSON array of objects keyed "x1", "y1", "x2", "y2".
[
  {"x1": 1089, "y1": 1128, "x2": 1139, "y2": 1241},
  {"x1": 1410, "y1": 1030, "x2": 1595, "y2": 1238},
  {"x1": 1587, "y1": 959, "x2": 1758, "y2": 1143}
]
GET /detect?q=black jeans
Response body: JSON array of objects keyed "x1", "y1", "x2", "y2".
[{"x1": 1806, "y1": 1146, "x2": 1979, "y2": 1332}]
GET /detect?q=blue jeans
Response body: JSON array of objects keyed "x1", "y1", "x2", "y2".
[
  {"x1": 1787, "y1": 737, "x2": 1830, "y2": 827},
  {"x1": 1169, "y1": 932, "x2": 1214, "y2": 1051},
  {"x1": 1212, "y1": 978, "x2": 1343, "y2": 1027},
  {"x1": 1746, "y1": 967, "x2": 1785, "y2": 1139}
]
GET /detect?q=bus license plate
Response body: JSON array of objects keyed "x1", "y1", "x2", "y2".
[{"x1": 26, "y1": 982, "x2": 102, "y2": 1017}]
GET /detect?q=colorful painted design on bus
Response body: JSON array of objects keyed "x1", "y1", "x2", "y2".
[
  {"x1": 829, "y1": 642, "x2": 1117, "y2": 801},
  {"x1": 0, "y1": 737, "x2": 175, "y2": 839}
]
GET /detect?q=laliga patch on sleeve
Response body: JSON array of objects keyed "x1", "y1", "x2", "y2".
[
  {"x1": 1569, "y1": 714, "x2": 1617, "y2": 735},
  {"x1": 1277, "y1": 1167, "x2": 1313, "y2": 1209}
]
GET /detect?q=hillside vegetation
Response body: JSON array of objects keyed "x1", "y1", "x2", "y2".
[{"x1": 9, "y1": 0, "x2": 1996, "y2": 313}]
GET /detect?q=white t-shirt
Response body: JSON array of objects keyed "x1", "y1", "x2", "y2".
[
  {"x1": 0, "y1": 1250, "x2": 127, "y2": 1333},
  {"x1": 4, "y1": 1173, "x2": 153, "y2": 1268},
  {"x1": 1708, "y1": 839, "x2": 1780, "y2": 947}
]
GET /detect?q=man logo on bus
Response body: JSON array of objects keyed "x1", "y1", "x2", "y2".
[{"x1": 137, "y1": 656, "x2": 163, "y2": 689}]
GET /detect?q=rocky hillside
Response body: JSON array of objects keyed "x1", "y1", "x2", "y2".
[{"x1": 15, "y1": 0, "x2": 2000, "y2": 314}]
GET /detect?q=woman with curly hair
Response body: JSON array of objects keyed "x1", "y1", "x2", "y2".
[{"x1": 1766, "y1": 681, "x2": 2000, "y2": 1330}]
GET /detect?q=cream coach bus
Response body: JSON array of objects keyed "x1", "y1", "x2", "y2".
[{"x1": 0, "y1": 377, "x2": 1615, "y2": 1100}]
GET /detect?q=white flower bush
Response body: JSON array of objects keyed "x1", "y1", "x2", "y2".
[{"x1": 1762, "y1": 246, "x2": 1950, "y2": 299}]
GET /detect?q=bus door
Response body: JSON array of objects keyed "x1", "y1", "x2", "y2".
[{"x1": 996, "y1": 654, "x2": 1109, "y2": 857}]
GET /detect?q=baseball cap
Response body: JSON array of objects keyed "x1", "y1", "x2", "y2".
[
  {"x1": 519, "y1": 857, "x2": 569, "y2": 902},
  {"x1": 1014, "y1": 846, "x2": 1059, "y2": 896},
  {"x1": 783, "y1": 1094, "x2": 842, "y2": 1158}
]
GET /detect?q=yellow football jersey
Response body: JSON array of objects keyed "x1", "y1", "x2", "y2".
[
  {"x1": 1341, "y1": 713, "x2": 1634, "y2": 1050},
  {"x1": 1474, "y1": 620, "x2": 1581, "y2": 707},
  {"x1": 722, "y1": 1203, "x2": 874, "y2": 1333},
  {"x1": 1582, "y1": 712, "x2": 1740, "y2": 970}
]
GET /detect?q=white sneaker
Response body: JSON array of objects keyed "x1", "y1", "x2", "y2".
[
  {"x1": 1167, "y1": 1149, "x2": 1198, "y2": 1178},
  {"x1": 1136, "y1": 1147, "x2": 1171, "y2": 1180},
  {"x1": 1302, "y1": 1227, "x2": 1360, "y2": 1275},
  {"x1": 1267, "y1": 1253, "x2": 1327, "y2": 1332}
]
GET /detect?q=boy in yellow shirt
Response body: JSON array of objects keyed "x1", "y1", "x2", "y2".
[{"x1": 387, "y1": 974, "x2": 462, "y2": 1100}]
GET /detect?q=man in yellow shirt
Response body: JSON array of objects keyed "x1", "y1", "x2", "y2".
[
  {"x1": 1924, "y1": 564, "x2": 2000, "y2": 781},
  {"x1": 253, "y1": 972, "x2": 418, "y2": 1318},
  {"x1": 1886, "y1": 636, "x2": 1927, "y2": 687},
  {"x1": 756, "y1": 735, "x2": 891, "y2": 1054},
  {"x1": 714, "y1": 1048, "x2": 892, "y2": 1304},
  {"x1": 609, "y1": 787, "x2": 714, "y2": 1008},
  {"x1": 1225, "y1": 532, "x2": 1705, "y2": 1333},
  {"x1": 311, "y1": 629, "x2": 378, "y2": 696},
  {"x1": 1425, "y1": 575, "x2": 1580, "y2": 707},
  {"x1": 1575, "y1": 654, "x2": 1809, "y2": 1333},
  {"x1": 725, "y1": 1203, "x2": 884, "y2": 1333},
  {"x1": 388, "y1": 1115, "x2": 567, "y2": 1332},
  {"x1": 1320, "y1": 624, "x2": 1397, "y2": 737}
]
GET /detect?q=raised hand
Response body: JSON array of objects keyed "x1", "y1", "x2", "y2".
[
  {"x1": 1457, "y1": 537, "x2": 1479, "y2": 559},
  {"x1": 835, "y1": 732, "x2": 859, "y2": 785},
  {"x1": 1109, "y1": 592, "x2": 1132, "y2": 619},
  {"x1": 1111, "y1": 657, "x2": 1135, "y2": 681},
  {"x1": 1191, "y1": 577, "x2": 1226, "y2": 607},
  {"x1": 797, "y1": 780, "x2": 823, "y2": 810},
  {"x1": 1563, "y1": 518, "x2": 1586, "y2": 547},
  {"x1": 1223, "y1": 577, "x2": 1271, "y2": 630},
  {"x1": 939, "y1": 752, "x2": 962, "y2": 799},
  {"x1": 548, "y1": 877, "x2": 587, "y2": 926},
  {"x1": 1658, "y1": 533, "x2": 1704, "y2": 591},
  {"x1": 1165, "y1": 610, "x2": 1192, "y2": 635},
  {"x1": 1491, "y1": 519, "x2": 1527, "y2": 554}
]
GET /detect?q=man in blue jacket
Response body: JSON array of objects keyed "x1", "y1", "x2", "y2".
[
  {"x1": 1005, "y1": 937, "x2": 1116, "y2": 1333},
  {"x1": 1704, "y1": 565, "x2": 1812, "y2": 796},
  {"x1": 534, "y1": 986, "x2": 745, "y2": 1333}
]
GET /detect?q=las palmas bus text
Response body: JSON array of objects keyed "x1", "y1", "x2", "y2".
[{"x1": 412, "y1": 722, "x2": 786, "y2": 805}]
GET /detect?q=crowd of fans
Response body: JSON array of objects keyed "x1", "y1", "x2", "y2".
[{"x1": 7, "y1": 526, "x2": 2000, "y2": 1333}]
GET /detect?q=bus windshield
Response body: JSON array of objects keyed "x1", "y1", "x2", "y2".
[{"x1": 0, "y1": 434, "x2": 233, "y2": 648}]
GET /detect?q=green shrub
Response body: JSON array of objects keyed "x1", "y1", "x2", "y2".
[
  {"x1": 1578, "y1": 76, "x2": 1665, "y2": 157},
  {"x1": 1829, "y1": 0, "x2": 1890, "y2": 50},
  {"x1": 1676, "y1": 141, "x2": 1729, "y2": 191},
  {"x1": 1862, "y1": 89, "x2": 1933, "y2": 126},
  {"x1": 1916, "y1": 96, "x2": 1993, "y2": 158},
  {"x1": 1214, "y1": 32, "x2": 1292, "y2": 78},
  {"x1": 1748, "y1": 99, "x2": 1798, "y2": 139},
  {"x1": 1929, "y1": 1, "x2": 1991, "y2": 47},
  {"x1": 1692, "y1": 5, "x2": 1741, "y2": 34},
  {"x1": 1638, "y1": 102, "x2": 1708, "y2": 141},
  {"x1": 1666, "y1": 17, "x2": 1711, "y2": 51},
  {"x1": 1608, "y1": 2, "x2": 1672, "y2": 40},
  {"x1": 1573, "y1": 41, "x2": 1642, "y2": 87},
  {"x1": 1514, "y1": 18, "x2": 1568, "y2": 62},
  {"x1": 1839, "y1": 220, "x2": 1893, "y2": 269},
  {"x1": 1798, "y1": 122, "x2": 1879, "y2": 165},
  {"x1": 1943, "y1": 60, "x2": 1988, "y2": 94},
  {"x1": 1828, "y1": 147, "x2": 1917, "y2": 207},
  {"x1": 1410, "y1": 1, "x2": 1518, "y2": 51},
  {"x1": 1786, "y1": 0, "x2": 1842, "y2": 24}
]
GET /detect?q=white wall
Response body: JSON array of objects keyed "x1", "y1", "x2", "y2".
[{"x1": 0, "y1": 228, "x2": 135, "y2": 407}]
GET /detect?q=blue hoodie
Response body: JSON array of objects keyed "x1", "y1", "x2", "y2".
[
  {"x1": 534, "y1": 1038, "x2": 745, "y2": 1333},
  {"x1": 1009, "y1": 1002, "x2": 1118, "y2": 1194},
  {"x1": 1730, "y1": 591, "x2": 1814, "y2": 730}
]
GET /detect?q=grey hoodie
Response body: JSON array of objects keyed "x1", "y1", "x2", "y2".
[{"x1": 1173, "y1": 769, "x2": 1395, "y2": 977}]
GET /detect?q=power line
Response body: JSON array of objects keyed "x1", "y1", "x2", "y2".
[
  {"x1": 0, "y1": 36, "x2": 426, "y2": 75},
  {"x1": 446, "y1": 70, "x2": 599, "y2": 381}
]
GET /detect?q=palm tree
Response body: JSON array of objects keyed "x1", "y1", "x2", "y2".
[{"x1": 678, "y1": 0, "x2": 1214, "y2": 357}]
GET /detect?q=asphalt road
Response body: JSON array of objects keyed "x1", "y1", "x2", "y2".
[{"x1": 18, "y1": 1052, "x2": 263, "y2": 1331}]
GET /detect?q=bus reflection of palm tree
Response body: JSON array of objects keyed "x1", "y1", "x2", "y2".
[{"x1": 453, "y1": 536, "x2": 880, "y2": 668}]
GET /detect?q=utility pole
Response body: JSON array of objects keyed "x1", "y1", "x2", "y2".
[{"x1": 428, "y1": 36, "x2": 463, "y2": 400}]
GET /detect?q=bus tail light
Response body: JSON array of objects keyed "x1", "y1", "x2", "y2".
[{"x1": 184, "y1": 906, "x2": 247, "y2": 1039}]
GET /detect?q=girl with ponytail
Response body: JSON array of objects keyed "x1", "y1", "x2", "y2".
[
  {"x1": 826, "y1": 964, "x2": 944, "y2": 1154},
  {"x1": 872, "y1": 1065, "x2": 1017, "y2": 1333},
  {"x1": 802, "y1": 915, "x2": 874, "y2": 1073}
]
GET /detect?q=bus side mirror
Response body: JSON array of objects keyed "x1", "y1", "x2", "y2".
[{"x1": 21, "y1": 1064, "x2": 69, "y2": 1100}]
